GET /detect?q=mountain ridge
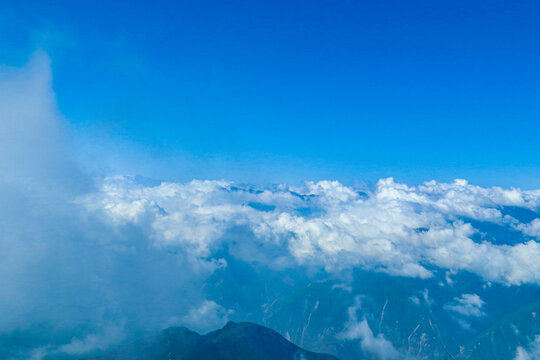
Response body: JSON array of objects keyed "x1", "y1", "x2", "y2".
[{"x1": 82, "y1": 321, "x2": 340, "y2": 360}]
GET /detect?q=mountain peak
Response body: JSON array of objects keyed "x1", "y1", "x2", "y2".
[
  {"x1": 222, "y1": 320, "x2": 238, "y2": 330},
  {"x1": 83, "y1": 322, "x2": 339, "y2": 360}
]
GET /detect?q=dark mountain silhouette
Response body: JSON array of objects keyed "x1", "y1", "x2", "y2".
[{"x1": 82, "y1": 321, "x2": 340, "y2": 360}]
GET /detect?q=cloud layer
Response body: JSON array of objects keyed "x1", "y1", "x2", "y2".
[{"x1": 83, "y1": 175, "x2": 540, "y2": 286}]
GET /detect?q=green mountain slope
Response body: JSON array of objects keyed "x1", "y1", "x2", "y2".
[{"x1": 457, "y1": 301, "x2": 540, "y2": 360}]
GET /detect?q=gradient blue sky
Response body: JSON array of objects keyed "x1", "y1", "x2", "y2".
[{"x1": 1, "y1": 0, "x2": 539, "y2": 187}]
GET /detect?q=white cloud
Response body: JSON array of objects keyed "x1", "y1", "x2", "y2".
[
  {"x1": 27, "y1": 347, "x2": 50, "y2": 360},
  {"x1": 338, "y1": 296, "x2": 401, "y2": 360},
  {"x1": 56, "y1": 323, "x2": 125, "y2": 355},
  {"x1": 517, "y1": 219, "x2": 540, "y2": 239},
  {"x1": 83, "y1": 176, "x2": 540, "y2": 285},
  {"x1": 514, "y1": 336, "x2": 540, "y2": 360},
  {"x1": 444, "y1": 294, "x2": 486, "y2": 318},
  {"x1": 19, "y1": 323, "x2": 126, "y2": 360},
  {"x1": 408, "y1": 296, "x2": 420, "y2": 306},
  {"x1": 175, "y1": 300, "x2": 233, "y2": 333},
  {"x1": 0, "y1": 54, "x2": 217, "y2": 357}
]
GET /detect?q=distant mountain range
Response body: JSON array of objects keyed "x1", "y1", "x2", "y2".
[
  {"x1": 202, "y1": 260, "x2": 540, "y2": 360},
  {"x1": 82, "y1": 321, "x2": 339, "y2": 360}
]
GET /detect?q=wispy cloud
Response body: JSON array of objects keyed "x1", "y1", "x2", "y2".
[
  {"x1": 514, "y1": 336, "x2": 540, "y2": 360},
  {"x1": 56, "y1": 323, "x2": 125, "y2": 355},
  {"x1": 337, "y1": 296, "x2": 401, "y2": 360},
  {"x1": 174, "y1": 300, "x2": 233, "y2": 333},
  {"x1": 0, "y1": 53, "x2": 218, "y2": 357}
]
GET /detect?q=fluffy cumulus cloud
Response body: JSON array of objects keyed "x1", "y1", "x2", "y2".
[
  {"x1": 517, "y1": 219, "x2": 540, "y2": 239},
  {"x1": 443, "y1": 294, "x2": 486, "y2": 318},
  {"x1": 82, "y1": 175, "x2": 540, "y2": 286}
]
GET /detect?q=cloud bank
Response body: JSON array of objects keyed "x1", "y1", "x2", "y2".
[{"x1": 83, "y1": 174, "x2": 540, "y2": 286}]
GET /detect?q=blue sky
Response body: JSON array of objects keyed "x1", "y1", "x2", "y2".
[{"x1": 1, "y1": 0, "x2": 539, "y2": 187}]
